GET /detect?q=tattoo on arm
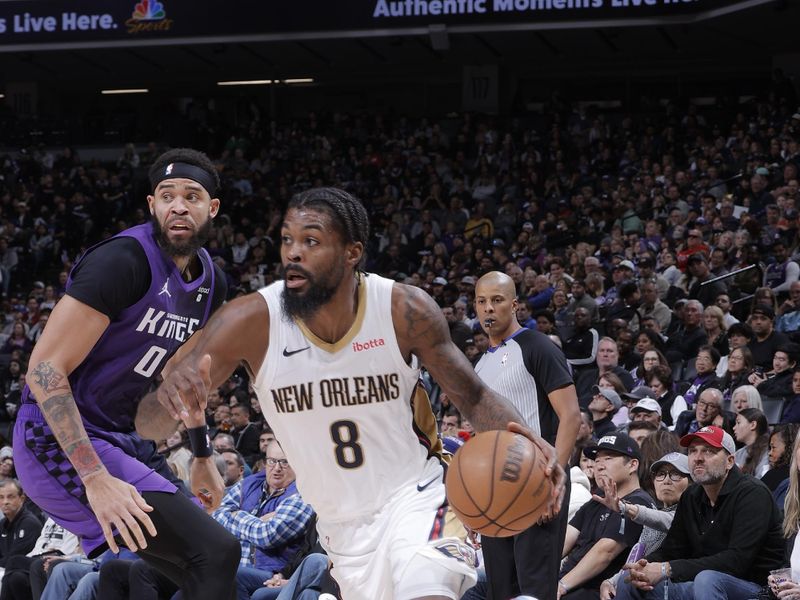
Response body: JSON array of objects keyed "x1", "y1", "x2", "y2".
[
  {"x1": 402, "y1": 295, "x2": 437, "y2": 341},
  {"x1": 465, "y1": 388, "x2": 525, "y2": 432},
  {"x1": 34, "y1": 366, "x2": 105, "y2": 481},
  {"x1": 31, "y1": 362, "x2": 68, "y2": 394},
  {"x1": 63, "y1": 440, "x2": 104, "y2": 478},
  {"x1": 39, "y1": 393, "x2": 84, "y2": 440},
  {"x1": 398, "y1": 286, "x2": 523, "y2": 431}
]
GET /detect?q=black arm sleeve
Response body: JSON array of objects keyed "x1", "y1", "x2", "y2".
[{"x1": 66, "y1": 238, "x2": 151, "y2": 318}]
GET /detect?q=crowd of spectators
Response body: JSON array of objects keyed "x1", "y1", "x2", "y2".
[{"x1": 0, "y1": 82, "x2": 798, "y2": 597}]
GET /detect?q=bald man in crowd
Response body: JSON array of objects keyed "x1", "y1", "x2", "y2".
[{"x1": 473, "y1": 271, "x2": 580, "y2": 600}]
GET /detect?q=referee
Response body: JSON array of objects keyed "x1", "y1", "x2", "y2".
[{"x1": 473, "y1": 271, "x2": 580, "y2": 600}]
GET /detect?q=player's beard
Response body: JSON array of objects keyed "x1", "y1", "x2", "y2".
[
  {"x1": 152, "y1": 215, "x2": 212, "y2": 257},
  {"x1": 280, "y1": 261, "x2": 347, "y2": 321}
]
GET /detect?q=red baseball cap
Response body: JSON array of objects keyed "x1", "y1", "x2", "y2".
[{"x1": 679, "y1": 426, "x2": 735, "y2": 455}]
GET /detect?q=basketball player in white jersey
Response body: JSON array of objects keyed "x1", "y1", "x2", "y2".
[{"x1": 142, "y1": 187, "x2": 566, "y2": 600}]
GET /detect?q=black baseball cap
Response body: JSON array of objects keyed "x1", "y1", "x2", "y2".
[
  {"x1": 583, "y1": 432, "x2": 641, "y2": 461},
  {"x1": 751, "y1": 304, "x2": 775, "y2": 320}
]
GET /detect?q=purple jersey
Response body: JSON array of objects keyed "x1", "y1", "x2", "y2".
[{"x1": 23, "y1": 223, "x2": 217, "y2": 433}]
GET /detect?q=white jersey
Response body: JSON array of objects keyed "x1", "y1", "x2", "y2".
[{"x1": 254, "y1": 274, "x2": 442, "y2": 523}]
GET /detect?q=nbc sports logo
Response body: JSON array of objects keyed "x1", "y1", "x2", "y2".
[
  {"x1": 126, "y1": 0, "x2": 172, "y2": 34},
  {"x1": 132, "y1": 0, "x2": 166, "y2": 21}
]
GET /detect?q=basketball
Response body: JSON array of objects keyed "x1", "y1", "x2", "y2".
[{"x1": 446, "y1": 430, "x2": 552, "y2": 537}]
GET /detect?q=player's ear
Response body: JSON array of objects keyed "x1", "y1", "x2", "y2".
[
  {"x1": 146, "y1": 194, "x2": 156, "y2": 215},
  {"x1": 209, "y1": 198, "x2": 220, "y2": 218},
  {"x1": 346, "y1": 242, "x2": 363, "y2": 267}
]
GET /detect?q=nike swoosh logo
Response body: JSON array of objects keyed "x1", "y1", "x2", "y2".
[
  {"x1": 417, "y1": 476, "x2": 439, "y2": 492},
  {"x1": 282, "y1": 346, "x2": 310, "y2": 357}
]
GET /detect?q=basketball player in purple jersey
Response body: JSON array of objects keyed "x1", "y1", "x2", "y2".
[{"x1": 14, "y1": 149, "x2": 240, "y2": 600}]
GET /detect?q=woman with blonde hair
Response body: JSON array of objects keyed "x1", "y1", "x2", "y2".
[
  {"x1": 703, "y1": 305, "x2": 729, "y2": 357},
  {"x1": 764, "y1": 430, "x2": 800, "y2": 598},
  {"x1": 782, "y1": 434, "x2": 800, "y2": 542},
  {"x1": 585, "y1": 272, "x2": 606, "y2": 307}
]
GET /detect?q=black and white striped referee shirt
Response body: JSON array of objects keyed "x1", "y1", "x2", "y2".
[{"x1": 474, "y1": 327, "x2": 574, "y2": 444}]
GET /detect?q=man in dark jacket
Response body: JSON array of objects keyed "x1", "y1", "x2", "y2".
[
  {"x1": 0, "y1": 479, "x2": 42, "y2": 568},
  {"x1": 673, "y1": 388, "x2": 734, "y2": 438},
  {"x1": 613, "y1": 426, "x2": 783, "y2": 599},
  {"x1": 230, "y1": 403, "x2": 262, "y2": 467},
  {"x1": 665, "y1": 300, "x2": 708, "y2": 364},
  {"x1": 687, "y1": 253, "x2": 725, "y2": 309}
]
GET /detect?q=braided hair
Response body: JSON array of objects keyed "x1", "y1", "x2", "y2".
[{"x1": 288, "y1": 187, "x2": 370, "y2": 270}]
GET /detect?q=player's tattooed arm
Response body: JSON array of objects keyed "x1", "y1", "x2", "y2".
[
  {"x1": 31, "y1": 361, "x2": 107, "y2": 480},
  {"x1": 393, "y1": 284, "x2": 524, "y2": 431},
  {"x1": 24, "y1": 296, "x2": 158, "y2": 553},
  {"x1": 394, "y1": 284, "x2": 566, "y2": 518}
]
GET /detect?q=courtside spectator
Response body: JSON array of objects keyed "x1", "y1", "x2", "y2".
[
  {"x1": 615, "y1": 426, "x2": 783, "y2": 600},
  {"x1": 559, "y1": 433, "x2": 654, "y2": 599}
]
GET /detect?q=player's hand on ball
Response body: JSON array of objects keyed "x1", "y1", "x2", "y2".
[
  {"x1": 158, "y1": 354, "x2": 212, "y2": 427},
  {"x1": 84, "y1": 472, "x2": 156, "y2": 554},
  {"x1": 506, "y1": 421, "x2": 565, "y2": 520},
  {"x1": 191, "y1": 455, "x2": 225, "y2": 512}
]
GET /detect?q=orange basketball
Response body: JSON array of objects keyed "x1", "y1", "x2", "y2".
[{"x1": 446, "y1": 430, "x2": 552, "y2": 537}]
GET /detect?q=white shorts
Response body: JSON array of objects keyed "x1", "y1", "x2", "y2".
[{"x1": 317, "y1": 460, "x2": 477, "y2": 600}]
